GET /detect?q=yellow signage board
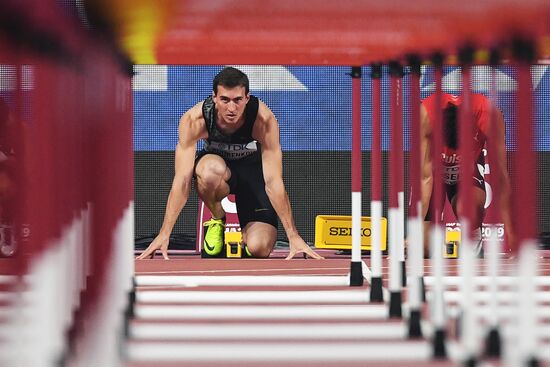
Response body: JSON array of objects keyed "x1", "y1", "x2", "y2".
[
  {"x1": 314, "y1": 215, "x2": 387, "y2": 250},
  {"x1": 445, "y1": 227, "x2": 460, "y2": 258}
]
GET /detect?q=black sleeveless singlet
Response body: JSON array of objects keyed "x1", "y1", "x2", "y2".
[{"x1": 201, "y1": 95, "x2": 260, "y2": 161}]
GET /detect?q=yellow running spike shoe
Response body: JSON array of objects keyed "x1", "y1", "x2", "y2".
[{"x1": 203, "y1": 218, "x2": 225, "y2": 256}]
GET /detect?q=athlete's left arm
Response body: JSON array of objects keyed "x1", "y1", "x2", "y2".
[
  {"x1": 253, "y1": 101, "x2": 324, "y2": 260},
  {"x1": 490, "y1": 108, "x2": 515, "y2": 250}
]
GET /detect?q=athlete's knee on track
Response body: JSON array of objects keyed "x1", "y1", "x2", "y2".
[{"x1": 244, "y1": 236, "x2": 274, "y2": 258}]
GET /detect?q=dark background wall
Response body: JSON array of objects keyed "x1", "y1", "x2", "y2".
[{"x1": 135, "y1": 150, "x2": 550, "y2": 244}]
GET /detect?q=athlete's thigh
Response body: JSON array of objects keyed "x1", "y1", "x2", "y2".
[
  {"x1": 424, "y1": 185, "x2": 447, "y2": 222},
  {"x1": 450, "y1": 185, "x2": 486, "y2": 226},
  {"x1": 194, "y1": 153, "x2": 230, "y2": 179},
  {"x1": 232, "y1": 157, "x2": 277, "y2": 228}
]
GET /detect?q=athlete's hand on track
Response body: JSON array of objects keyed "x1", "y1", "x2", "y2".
[
  {"x1": 136, "y1": 234, "x2": 170, "y2": 260},
  {"x1": 286, "y1": 236, "x2": 324, "y2": 260}
]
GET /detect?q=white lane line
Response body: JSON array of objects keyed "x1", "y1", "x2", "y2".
[
  {"x1": 430, "y1": 290, "x2": 550, "y2": 304},
  {"x1": 0, "y1": 276, "x2": 17, "y2": 284},
  {"x1": 135, "y1": 304, "x2": 391, "y2": 320},
  {"x1": 137, "y1": 290, "x2": 370, "y2": 303},
  {"x1": 137, "y1": 267, "x2": 350, "y2": 275},
  {"x1": 0, "y1": 292, "x2": 17, "y2": 302},
  {"x1": 135, "y1": 261, "x2": 550, "y2": 275},
  {"x1": 447, "y1": 305, "x2": 550, "y2": 319},
  {"x1": 0, "y1": 307, "x2": 16, "y2": 318},
  {"x1": 498, "y1": 323, "x2": 550, "y2": 339},
  {"x1": 445, "y1": 339, "x2": 550, "y2": 364},
  {"x1": 137, "y1": 274, "x2": 550, "y2": 287},
  {"x1": 130, "y1": 322, "x2": 408, "y2": 340},
  {"x1": 136, "y1": 275, "x2": 350, "y2": 287},
  {"x1": 0, "y1": 322, "x2": 20, "y2": 339},
  {"x1": 424, "y1": 276, "x2": 550, "y2": 287},
  {"x1": 541, "y1": 347, "x2": 550, "y2": 361},
  {"x1": 127, "y1": 341, "x2": 432, "y2": 362},
  {"x1": 137, "y1": 288, "x2": 550, "y2": 306}
]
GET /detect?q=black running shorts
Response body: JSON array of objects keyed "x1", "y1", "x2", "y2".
[{"x1": 195, "y1": 151, "x2": 278, "y2": 229}]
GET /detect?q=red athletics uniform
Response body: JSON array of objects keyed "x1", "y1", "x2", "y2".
[{"x1": 421, "y1": 93, "x2": 491, "y2": 220}]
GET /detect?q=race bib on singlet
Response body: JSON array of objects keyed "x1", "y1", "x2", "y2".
[
  {"x1": 204, "y1": 140, "x2": 258, "y2": 160},
  {"x1": 442, "y1": 153, "x2": 461, "y2": 185},
  {"x1": 444, "y1": 165, "x2": 460, "y2": 185}
]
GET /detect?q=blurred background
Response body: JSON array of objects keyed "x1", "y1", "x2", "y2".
[
  {"x1": 0, "y1": 0, "x2": 549, "y2": 366},
  {"x1": 134, "y1": 64, "x2": 550, "y2": 249}
]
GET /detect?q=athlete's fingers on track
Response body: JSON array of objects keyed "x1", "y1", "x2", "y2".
[
  {"x1": 285, "y1": 248, "x2": 324, "y2": 260},
  {"x1": 305, "y1": 248, "x2": 325, "y2": 260},
  {"x1": 136, "y1": 246, "x2": 155, "y2": 260},
  {"x1": 285, "y1": 250, "x2": 297, "y2": 260}
]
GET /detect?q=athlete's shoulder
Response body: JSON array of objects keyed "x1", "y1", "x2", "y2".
[
  {"x1": 421, "y1": 93, "x2": 434, "y2": 104},
  {"x1": 470, "y1": 94, "x2": 493, "y2": 118},
  {"x1": 422, "y1": 92, "x2": 458, "y2": 107},
  {"x1": 178, "y1": 101, "x2": 207, "y2": 141},
  {"x1": 255, "y1": 98, "x2": 276, "y2": 123},
  {"x1": 421, "y1": 93, "x2": 437, "y2": 116},
  {"x1": 470, "y1": 94, "x2": 493, "y2": 134},
  {"x1": 182, "y1": 101, "x2": 205, "y2": 124},
  {"x1": 251, "y1": 98, "x2": 278, "y2": 142},
  {"x1": 471, "y1": 93, "x2": 491, "y2": 107}
]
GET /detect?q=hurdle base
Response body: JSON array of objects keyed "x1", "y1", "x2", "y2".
[
  {"x1": 420, "y1": 276, "x2": 426, "y2": 303},
  {"x1": 123, "y1": 277, "x2": 136, "y2": 338},
  {"x1": 484, "y1": 327, "x2": 501, "y2": 358},
  {"x1": 349, "y1": 261, "x2": 363, "y2": 286},
  {"x1": 369, "y1": 277, "x2": 384, "y2": 302},
  {"x1": 55, "y1": 353, "x2": 67, "y2": 367},
  {"x1": 400, "y1": 261, "x2": 407, "y2": 287},
  {"x1": 463, "y1": 356, "x2": 478, "y2": 367},
  {"x1": 388, "y1": 291, "x2": 402, "y2": 318},
  {"x1": 432, "y1": 329, "x2": 447, "y2": 358},
  {"x1": 408, "y1": 309, "x2": 422, "y2": 338}
]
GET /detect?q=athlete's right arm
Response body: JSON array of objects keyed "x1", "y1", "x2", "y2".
[{"x1": 136, "y1": 104, "x2": 206, "y2": 260}]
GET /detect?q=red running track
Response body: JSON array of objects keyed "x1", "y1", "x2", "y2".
[{"x1": 126, "y1": 253, "x2": 550, "y2": 367}]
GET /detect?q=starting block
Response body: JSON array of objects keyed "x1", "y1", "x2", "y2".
[
  {"x1": 314, "y1": 215, "x2": 387, "y2": 250},
  {"x1": 445, "y1": 241, "x2": 459, "y2": 258},
  {"x1": 445, "y1": 228, "x2": 460, "y2": 258},
  {"x1": 225, "y1": 231, "x2": 242, "y2": 258},
  {"x1": 445, "y1": 227, "x2": 460, "y2": 258},
  {"x1": 226, "y1": 242, "x2": 241, "y2": 257},
  {"x1": 201, "y1": 230, "x2": 249, "y2": 259}
]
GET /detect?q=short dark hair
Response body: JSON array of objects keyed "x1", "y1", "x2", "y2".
[
  {"x1": 213, "y1": 67, "x2": 249, "y2": 95},
  {"x1": 443, "y1": 103, "x2": 459, "y2": 149}
]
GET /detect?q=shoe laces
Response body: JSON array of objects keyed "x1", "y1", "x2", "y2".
[{"x1": 204, "y1": 218, "x2": 225, "y2": 227}]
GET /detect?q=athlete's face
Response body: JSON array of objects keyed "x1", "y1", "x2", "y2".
[{"x1": 213, "y1": 85, "x2": 249, "y2": 125}]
